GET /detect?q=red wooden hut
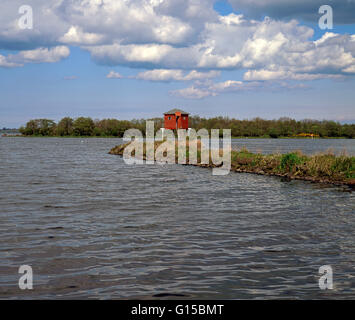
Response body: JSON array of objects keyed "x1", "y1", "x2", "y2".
[{"x1": 164, "y1": 109, "x2": 189, "y2": 130}]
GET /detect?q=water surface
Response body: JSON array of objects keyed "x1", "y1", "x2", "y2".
[
  {"x1": 231, "y1": 138, "x2": 355, "y2": 155},
  {"x1": 0, "y1": 137, "x2": 354, "y2": 299}
]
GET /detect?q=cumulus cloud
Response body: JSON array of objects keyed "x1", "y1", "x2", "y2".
[
  {"x1": 0, "y1": 0, "x2": 217, "y2": 65},
  {"x1": 171, "y1": 79, "x2": 259, "y2": 98},
  {"x1": 172, "y1": 79, "x2": 309, "y2": 99},
  {"x1": 0, "y1": 0, "x2": 355, "y2": 94},
  {"x1": 343, "y1": 64, "x2": 355, "y2": 74},
  {"x1": 59, "y1": 26, "x2": 105, "y2": 45},
  {"x1": 106, "y1": 71, "x2": 124, "y2": 79},
  {"x1": 87, "y1": 15, "x2": 355, "y2": 83},
  {"x1": 106, "y1": 69, "x2": 220, "y2": 82},
  {"x1": 228, "y1": 0, "x2": 355, "y2": 24},
  {"x1": 56, "y1": 0, "x2": 217, "y2": 46},
  {"x1": 11, "y1": 46, "x2": 70, "y2": 63},
  {"x1": 0, "y1": 46, "x2": 70, "y2": 67},
  {"x1": 172, "y1": 85, "x2": 215, "y2": 99},
  {"x1": 0, "y1": 0, "x2": 216, "y2": 50},
  {"x1": 0, "y1": 55, "x2": 22, "y2": 68},
  {"x1": 243, "y1": 69, "x2": 343, "y2": 81},
  {"x1": 135, "y1": 69, "x2": 220, "y2": 81},
  {"x1": 0, "y1": 0, "x2": 69, "y2": 50}
]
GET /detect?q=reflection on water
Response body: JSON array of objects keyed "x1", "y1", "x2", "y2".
[{"x1": 0, "y1": 137, "x2": 354, "y2": 299}]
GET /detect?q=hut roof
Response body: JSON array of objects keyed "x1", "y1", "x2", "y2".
[{"x1": 164, "y1": 108, "x2": 189, "y2": 115}]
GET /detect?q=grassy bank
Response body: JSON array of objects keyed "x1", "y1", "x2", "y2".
[{"x1": 109, "y1": 141, "x2": 355, "y2": 187}]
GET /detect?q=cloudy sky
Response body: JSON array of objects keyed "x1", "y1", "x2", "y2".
[{"x1": 1, "y1": 0, "x2": 355, "y2": 127}]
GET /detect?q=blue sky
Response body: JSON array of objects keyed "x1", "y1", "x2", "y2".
[{"x1": 0, "y1": 0, "x2": 355, "y2": 128}]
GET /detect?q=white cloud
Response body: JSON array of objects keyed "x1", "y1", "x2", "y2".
[
  {"x1": 59, "y1": 26, "x2": 104, "y2": 45},
  {"x1": 85, "y1": 15, "x2": 355, "y2": 84},
  {"x1": 135, "y1": 69, "x2": 220, "y2": 81},
  {"x1": 171, "y1": 80, "x2": 250, "y2": 99},
  {"x1": 0, "y1": 46, "x2": 70, "y2": 68},
  {"x1": 171, "y1": 85, "x2": 215, "y2": 99},
  {"x1": 184, "y1": 70, "x2": 220, "y2": 81},
  {"x1": 172, "y1": 79, "x2": 310, "y2": 99},
  {"x1": 106, "y1": 71, "x2": 124, "y2": 79},
  {"x1": 0, "y1": 55, "x2": 21, "y2": 68},
  {"x1": 243, "y1": 69, "x2": 343, "y2": 81},
  {"x1": 106, "y1": 68, "x2": 220, "y2": 82},
  {"x1": 136, "y1": 69, "x2": 184, "y2": 81},
  {"x1": 343, "y1": 65, "x2": 355, "y2": 74},
  {"x1": 56, "y1": 0, "x2": 213, "y2": 46},
  {"x1": 0, "y1": 0, "x2": 354, "y2": 92},
  {"x1": 314, "y1": 32, "x2": 338, "y2": 46},
  {"x1": 89, "y1": 42, "x2": 175, "y2": 68},
  {"x1": 0, "y1": 0, "x2": 69, "y2": 50},
  {"x1": 13, "y1": 46, "x2": 70, "y2": 63}
]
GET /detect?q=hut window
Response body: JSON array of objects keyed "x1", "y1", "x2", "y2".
[{"x1": 168, "y1": 116, "x2": 171, "y2": 120}]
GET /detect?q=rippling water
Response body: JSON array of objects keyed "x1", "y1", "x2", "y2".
[
  {"x1": 0, "y1": 137, "x2": 354, "y2": 299},
  {"x1": 230, "y1": 138, "x2": 355, "y2": 155}
]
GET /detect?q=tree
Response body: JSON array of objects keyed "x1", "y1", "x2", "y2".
[
  {"x1": 18, "y1": 116, "x2": 355, "y2": 138},
  {"x1": 269, "y1": 128, "x2": 280, "y2": 138},
  {"x1": 20, "y1": 119, "x2": 56, "y2": 136},
  {"x1": 20, "y1": 120, "x2": 38, "y2": 135},
  {"x1": 73, "y1": 117, "x2": 95, "y2": 136},
  {"x1": 341, "y1": 124, "x2": 355, "y2": 139},
  {"x1": 57, "y1": 117, "x2": 74, "y2": 136},
  {"x1": 38, "y1": 119, "x2": 56, "y2": 136},
  {"x1": 96, "y1": 119, "x2": 122, "y2": 136}
]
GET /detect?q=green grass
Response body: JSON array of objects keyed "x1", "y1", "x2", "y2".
[{"x1": 280, "y1": 153, "x2": 303, "y2": 171}]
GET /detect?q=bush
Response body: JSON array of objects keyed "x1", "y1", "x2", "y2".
[
  {"x1": 331, "y1": 157, "x2": 355, "y2": 178},
  {"x1": 280, "y1": 153, "x2": 302, "y2": 171}
]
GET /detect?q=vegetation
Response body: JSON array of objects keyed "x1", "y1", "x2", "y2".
[
  {"x1": 19, "y1": 117, "x2": 161, "y2": 137},
  {"x1": 109, "y1": 141, "x2": 355, "y2": 186},
  {"x1": 280, "y1": 153, "x2": 303, "y2": 171},
  {"x1": 18, "y1": 116, "x2": 355, "y2": 138}
]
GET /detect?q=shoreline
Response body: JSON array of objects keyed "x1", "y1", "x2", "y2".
[
  {"x1": 3, "y1": 135, "x2": 354, "y2": 140},
  {"x1": 109, "y1": 142, "x2": 355, "y2": 188}
]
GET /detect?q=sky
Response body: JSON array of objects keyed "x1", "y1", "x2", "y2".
[{"x1": 0, "y1": 0, "x2": 355, "y2": 128}]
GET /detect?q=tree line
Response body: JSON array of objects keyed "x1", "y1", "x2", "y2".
[{"x1": 19, "y1": 116, "x2": 355, "y2": 138}]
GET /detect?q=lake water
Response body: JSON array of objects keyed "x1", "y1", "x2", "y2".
[
  {"x1": 0, "y1": 137, "x2": 354, "y2": 299},
  {"x1": 230, "y1": 138, "x2": 355, "y2": 155}
]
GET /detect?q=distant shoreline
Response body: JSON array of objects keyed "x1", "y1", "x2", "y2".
[{"x1": 16, "y1": 117, "x2": 355, "y2": 139}]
